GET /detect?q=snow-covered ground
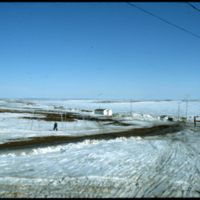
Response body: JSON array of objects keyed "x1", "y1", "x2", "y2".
[
  {"x1": 1, "y1": 98, "x2": 200, "y2": 117},
  {"x1": 0, "y1": 99, "x2": 187, "y2": 144},
  {"x1": 0, "y1": 99, "x2": 200, "y2": 197}
]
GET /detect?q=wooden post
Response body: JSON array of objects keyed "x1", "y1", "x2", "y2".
[{"x1": 194, "y1": 116, "x2": 196, "y2": 127}]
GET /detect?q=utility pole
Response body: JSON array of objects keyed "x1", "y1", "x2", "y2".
[
  {"x1": 97, "y1": 93, "x2": 102, "y2": 109},
  {"x1": 185, "y1": 95, "x2": 189, "y2": 121},
  {"x1": 31, "y1": 109, "x2": 34, "y2": 130},
  {"x1": 130, "y1": 99, "x2": 132, "y2": 117},
  {"x1": 177, "y1": 101, "x2": 180, "y2": 121}
]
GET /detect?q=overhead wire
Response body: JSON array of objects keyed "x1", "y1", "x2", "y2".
[
  {"x1": 126, "y1": 2, "x2": 200, "y2": 40},
  {"x1": 187, "y1": 2, "x2": 200, "y2": 13}
]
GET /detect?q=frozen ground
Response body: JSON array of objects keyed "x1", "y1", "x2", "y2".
[
  {"x1": 0, "y1": 99, "x2": 200, "y2": 197},
  {"x1": 1, "y1": 98, "x2": 200, "y2": 117}
]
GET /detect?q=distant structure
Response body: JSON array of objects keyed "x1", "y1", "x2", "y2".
[
  {"x1": 94, "y1": 109, "x2": 112, "y2": 116},
  {"x1": 160, "y1": 115, "x2": 173, "y2": 121},
  {"x1": 194, "y1": 116, "x2": 200, "y2": 126},
  {"x1": 53, "y1": 105, "x2": 65, "y2": 110}
]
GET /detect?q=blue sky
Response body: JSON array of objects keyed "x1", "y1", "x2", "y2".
[{"x1": 0, "y1": 2, "x2": 200, "y2": 100}]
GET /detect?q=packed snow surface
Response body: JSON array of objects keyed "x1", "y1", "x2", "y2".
[{"x1": 0, "y1": 99, "x2": 200, "y2": 197}]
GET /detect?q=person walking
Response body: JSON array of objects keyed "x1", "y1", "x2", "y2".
[{"x1": 53, "y1": 122, "x2": 58, "y2": 131}]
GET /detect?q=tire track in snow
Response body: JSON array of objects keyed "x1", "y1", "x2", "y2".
[{"x1": 1, "y1": 127, "x2": 200, "y2": 198}]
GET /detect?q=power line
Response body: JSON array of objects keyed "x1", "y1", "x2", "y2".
[
  {"x1": 126, "y1": 2, "x2": 200, "y2": 40},
  {"x1": 187, "y1": 2, "x2": 200, "y2": 13}
]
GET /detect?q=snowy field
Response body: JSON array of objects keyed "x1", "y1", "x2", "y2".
[{"x1": 0, "y1": 99, "x2": 200, "y2": 197}]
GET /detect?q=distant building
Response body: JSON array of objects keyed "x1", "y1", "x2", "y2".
[
  {"x1": 160, "y1": 115, "x2": 173, "y2": 121},
  {"x1": 94, "y1": 109, "x2": 112, "y2": 116},
  {"x1": 53, "y1": 105, "x2": 65, "y2": 110}
]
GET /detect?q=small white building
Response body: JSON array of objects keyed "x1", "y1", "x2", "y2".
[{"x1": 94, "y1": 109, "x2": 112, "y2": 116}]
